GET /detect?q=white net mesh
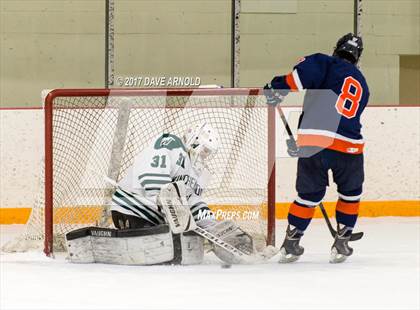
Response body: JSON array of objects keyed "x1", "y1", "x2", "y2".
[{"x1": 3, "y1": 89, "x2": 273, "y2": 253}]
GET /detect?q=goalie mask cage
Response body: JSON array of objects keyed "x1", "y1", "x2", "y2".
[{"x1": 5, "y1": 88, "x2": 276, "y2": 256}]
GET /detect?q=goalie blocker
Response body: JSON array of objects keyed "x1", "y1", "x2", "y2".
[{"x1": 65, "y1": 225, "x2": 204, "y2": 265}]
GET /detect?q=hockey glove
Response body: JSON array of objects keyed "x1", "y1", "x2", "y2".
[
  {"x1": 286, "y1": 138, "x2": 300, "y2": 157},
  {"x1": 264, "y1": 83, "x2": 284, "y2": 106}
]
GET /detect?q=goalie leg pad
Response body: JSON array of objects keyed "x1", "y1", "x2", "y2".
[
  {"x1": 66, "y1": 226, "x2": 204, "y2": 265},
  {"x1": 180, "y1": 232, "x2": 204, "y2": 265},
  {"x1": 66, "y1": 226, "x2": 174, "y2": 265},
  {"x1": 66, "y1": 232, "x2": 95, "y2": 263}
]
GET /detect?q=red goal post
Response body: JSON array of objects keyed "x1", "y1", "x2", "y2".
[{"x1": 42, "y1": 88, "x2": 276, "y2": 256}]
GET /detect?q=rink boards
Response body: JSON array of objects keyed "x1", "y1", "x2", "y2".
[{"x1": 0, "y1": 106, "x2": 419, "y2": 224}]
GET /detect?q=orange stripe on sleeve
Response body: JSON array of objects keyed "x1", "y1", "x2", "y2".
[
  {"x1": 285, "y1": 73, "x2": 298, "y2": 91},
  {"x1": 289, "y1": 203, "x2": 316, "y2": 219},
  {"x1": 336, "y1": 200, "x2": 360, "y2": 215}
]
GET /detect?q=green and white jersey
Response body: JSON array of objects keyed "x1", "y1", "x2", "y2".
[{"x1": 110, "y1": 133, "x2": 212, "y2": 225}]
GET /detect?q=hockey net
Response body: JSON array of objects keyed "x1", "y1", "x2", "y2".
[{"x1": 3, "y1": 88, "x2": 276, "y2": 255}]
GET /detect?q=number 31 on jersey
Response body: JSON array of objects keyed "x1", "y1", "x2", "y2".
[{"x1": 335, "y1": 76, "x2": 363, "y2": 119}]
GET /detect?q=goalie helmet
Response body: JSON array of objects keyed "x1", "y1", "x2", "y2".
[
  {"x1": 183, "y1": 122, "x2": 220, "y2": 172},
  {"x1": 333, "y1": 33, "x2": 363, "y2": 64}
]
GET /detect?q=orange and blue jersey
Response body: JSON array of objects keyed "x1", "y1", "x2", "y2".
[{"x1": 272, "y1": 53, "x2": 370, "y2": 154}]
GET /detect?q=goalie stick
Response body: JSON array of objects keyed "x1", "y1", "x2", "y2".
[
  {"x1": 102, "y1": 176, "x2": 278, "y2": 264},
  {"x1": 275, "y1": 106, "x2": 364, "y2": 242}
]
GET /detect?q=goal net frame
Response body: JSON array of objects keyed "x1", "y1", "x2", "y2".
[{"x1": 42, "y1": 88, "x2": 277, "y2": 256}]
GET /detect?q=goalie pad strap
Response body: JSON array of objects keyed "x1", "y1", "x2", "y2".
[
  {"x1": 65, "y1": 225, "x2": 169, "y2": 241},
  {"x1": 170, "y1": 233, "x2": 182, "y2": 265}
]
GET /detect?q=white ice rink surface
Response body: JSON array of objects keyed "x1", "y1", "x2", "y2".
[{"x1": 1, "y1": 217, "x2": 419, "y2": 310}]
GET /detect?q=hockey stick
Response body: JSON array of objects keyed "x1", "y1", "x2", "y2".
[
  {"x1": 275, "y1": 106, "x2": 364, "y2": 241},
  {"x1": 276, "y1": 105, "x2": 295, "y2": 139},
  {"x1": 102, "y1": 176, "x2": 278, "y2": 264},
  {"x1": 319, "y1": 202, "x2": 363, "y2": 241}
]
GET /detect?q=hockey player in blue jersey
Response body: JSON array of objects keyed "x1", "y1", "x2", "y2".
[{"x1": 264, "y1": 33, "x2": 369, "y2": 263}]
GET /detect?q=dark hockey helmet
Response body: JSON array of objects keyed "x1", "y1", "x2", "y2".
[{"x1": 333, "y1": 33, "x2": 363, "y2": 64}]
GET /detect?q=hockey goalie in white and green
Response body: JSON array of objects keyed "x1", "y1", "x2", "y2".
[
  {"x1": 110, "y1": 122, "x2": 218, "y2": 228},
  {"x1": 66, "y1": 122, "x2": 256, "y2": 265}
]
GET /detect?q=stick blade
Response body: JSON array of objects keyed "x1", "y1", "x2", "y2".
[{"x1": 350, "y1": 231, "x2": 364, "y2": 241}]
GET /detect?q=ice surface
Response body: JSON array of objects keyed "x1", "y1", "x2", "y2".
[{"x1": 1, "y1": 218, "x2": 419, "y2": 310}]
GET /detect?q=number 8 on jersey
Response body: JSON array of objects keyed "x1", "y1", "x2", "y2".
[{"x1": 335, "y1": 76, "x2": 363, "y2": 119}]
